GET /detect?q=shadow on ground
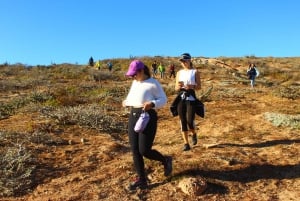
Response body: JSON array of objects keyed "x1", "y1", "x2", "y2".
[
  {"x1": 209, "y1": 139, "x2": 300, "y2": 148},
  {"x1": 174, "y1": 162, "x2": 300, "y2": 184}
]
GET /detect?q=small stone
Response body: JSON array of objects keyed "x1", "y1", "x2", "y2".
[{"x1": 81, "y1": 138, "x2": 86, "y2": 144}]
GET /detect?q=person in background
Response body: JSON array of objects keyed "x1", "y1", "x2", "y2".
[
  {"x1": 247, "y1": 63, "x2": 259, "y2": 88},
  {"x1": 123, "y1": 60, "x2": 172, "y2": 190},
  {"x1": 88, "y1": 56, "x2": 94, "y2": 67},
  {"x1": 158, "y1": 62, "x2": 165, "y2": 79},
  {"x1": 169, "y1": 63, "x2": 176, "y2": 79},
  {"x1": 151, "y1": 60, "x2": 158, "y2": 77},
  {"x1": 95, "y1": 60, "x2": 101, "y2": 70},
  {"x1": 175, "y1": 53, "x2": 201, "y2": 151},
  {"x1": 107, "y1": 61, "x2": 113, "y2": 72}
]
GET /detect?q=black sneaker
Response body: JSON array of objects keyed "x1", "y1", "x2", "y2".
[
  {"x1": 128, "y1": 177, "x2": 148, "y2": 191},
  {"x1": 183, "y1": 144, "x2": 191, "y2": 151},
  {"x1": 192, "y1": 134, "x2": 197, "y2": 145},
  {"x1": 164, "y1": 156, "x2": 173, "y2": 176}
]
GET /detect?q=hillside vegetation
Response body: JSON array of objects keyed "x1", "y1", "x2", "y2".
[{"x1": 0, "y1": 56, "x2": 299, "y2": 200}]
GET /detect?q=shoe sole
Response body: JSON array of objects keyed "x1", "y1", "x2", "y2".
[{"x1": 128, "y1": 184, "x2": 148, "y2": 191}]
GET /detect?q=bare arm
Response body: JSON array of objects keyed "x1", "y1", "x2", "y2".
[
  {"x1": 175, "y1": 71, "x2": 183, "y2": 91},
  {"x1": 194, "y1": 70, "x2": 201, "y2": 90}
]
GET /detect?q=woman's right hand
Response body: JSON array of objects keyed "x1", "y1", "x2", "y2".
[{"x1": 178, "y1": 81, "x2": 184, "y2": 88}]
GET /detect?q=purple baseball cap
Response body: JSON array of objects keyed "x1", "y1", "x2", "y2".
[{"x1": 126, "y1": 60, "x2": 145, "y2": 76}]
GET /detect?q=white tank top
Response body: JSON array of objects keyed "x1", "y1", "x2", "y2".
[
  {"x1": 178, "y1": 69, "x2": 197, "y2": 101},
  {"x1": 178, "y1": 69, "x2": 197, "y2": 86}
]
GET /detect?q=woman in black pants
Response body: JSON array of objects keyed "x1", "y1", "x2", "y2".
[
  {"x1": 175, "y1": 53, "x2": 201, "y2": 151},
  {"x1": 123, "y1": 60, "x2": 172, "y2": 190}
]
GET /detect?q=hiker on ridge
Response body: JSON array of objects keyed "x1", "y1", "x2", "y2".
[
  {"x1": 158, "y1": 62, "x2": 165, "y2": 79},
  {"x1": 95, "y1": 60, "x2": 101, "y2": 70},
  {"x1": 169, "y1": 63, "x2": 176, "y2": 79},
  {"x1": 107, "y1": 61, "x2": 113, "y2": 72},
  {"x1": 88, "y1": 56, "x2": 94, "y2": 67},
  {"x1": 151, "y1": 60, "x2": 158, "y2": 77}
]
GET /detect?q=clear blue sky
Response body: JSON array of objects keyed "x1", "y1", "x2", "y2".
[{"x1": 1, "y1": 0, "x2": 300, "y2": 65}]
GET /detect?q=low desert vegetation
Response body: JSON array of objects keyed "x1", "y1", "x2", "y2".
[{"x1": 0, "y1": 56, "x2": 299, "y2": 200}]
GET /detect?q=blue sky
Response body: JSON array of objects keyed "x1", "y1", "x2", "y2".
[{"x1": 1, "y1": 0, "x2": 300, "y2": 65}]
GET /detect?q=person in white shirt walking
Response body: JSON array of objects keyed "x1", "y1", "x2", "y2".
[
  {"x1": 175, "y1": 53, "x2": 201, "y2": 151},
  {"x1": 123, "y1": 60, "x2": 172, "y2": 191}
]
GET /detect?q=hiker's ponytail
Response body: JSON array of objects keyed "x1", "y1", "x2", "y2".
[{"x1": 143, "y1": 65, "x2": 151, "y2": 77}]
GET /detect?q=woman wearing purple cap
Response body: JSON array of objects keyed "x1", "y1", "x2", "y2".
[
  {"x1": 122, "y1": 60, "x2": 172, "y2": 190},
  {"x1": 174, "y1": 53, "x2": 201, "y2": 151}
]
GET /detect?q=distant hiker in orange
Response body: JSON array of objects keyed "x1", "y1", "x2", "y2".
[
  {"x1": 123, "y1": 60, "x2": 172, "y2": 191},
  {"x1": 173, "y1": 53, "x2": 201, "y2": 151}
]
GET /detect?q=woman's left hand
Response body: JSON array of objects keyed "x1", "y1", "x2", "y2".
[{"x1": 186, "y1": 84, "x2": 195, "y2": 90}]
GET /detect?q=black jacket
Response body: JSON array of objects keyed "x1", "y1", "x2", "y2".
[{"x1": 170, "y1": 89, "x2": 204, "y2": 118}]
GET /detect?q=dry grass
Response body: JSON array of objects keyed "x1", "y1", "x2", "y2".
[
  {"x1": 0, "y1": 131, "x2": 37, "y2": 196},
  {"x1": 41, "y1": 104, "x2": 127, "y2": 133},
  {"x1": 264, "y1": 113, "x2": 300, "y2": 129},
  {"x1": 0, "y1": 57, "x2": 299, "y2": 200}
]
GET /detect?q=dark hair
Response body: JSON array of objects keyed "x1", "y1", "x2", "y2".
[
  {"x1": 143, "y1": 65, "x2": 151, "y2": 77},
  {"x1": 249, "y1": 63, "x2": 256, "y2": 68},
  {"x1": 185, "y1": 60, "x2": 193, "y2": 69},
  {"x1": 136, "y1": 64, "x2": 151, "y2": 78}
]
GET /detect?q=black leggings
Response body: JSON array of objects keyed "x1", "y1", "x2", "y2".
[
  {"x1": 128, "y1": 108, "x2": 165, "y2": 179},
  {"x1": 177, "y1": 100, "x2": 196, "y2": 131}
]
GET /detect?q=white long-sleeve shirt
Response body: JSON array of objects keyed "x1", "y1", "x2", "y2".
[{"x1": 123, "y1": 77, "x2": 167, "y2": 109}]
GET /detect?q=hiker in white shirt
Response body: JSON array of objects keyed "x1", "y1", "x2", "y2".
[
  {"x1": 123, "y1": 60, "x2": 172, "y2": 191},
  {"x1": 175, "y1": 53, "x2": 201, "y2": 151}
]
